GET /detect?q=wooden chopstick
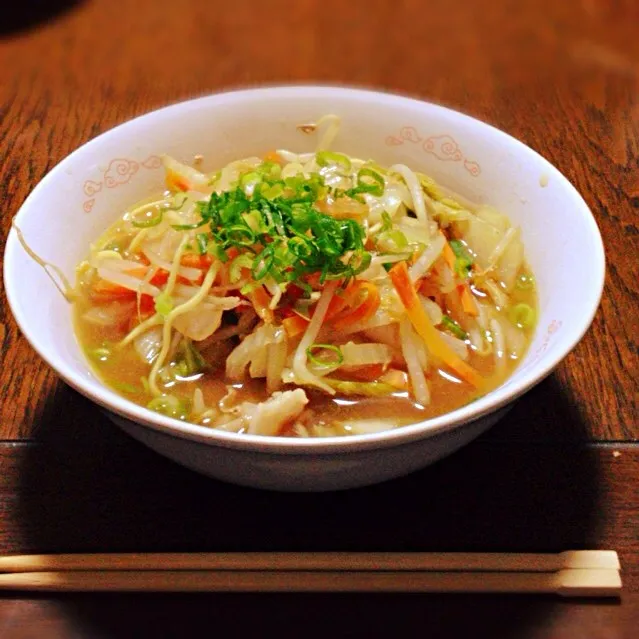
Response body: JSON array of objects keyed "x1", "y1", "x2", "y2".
[
  {"x1": 0, "y1": 568, "x2": 622, "y2": 597},
  {"x1": 0, "y1": 551, "x2": 621, "y2": 573}
]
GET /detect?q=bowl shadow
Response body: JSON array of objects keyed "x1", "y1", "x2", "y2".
[{"x1": 13, "y1": 373, "x2": 610, "y2": 638}]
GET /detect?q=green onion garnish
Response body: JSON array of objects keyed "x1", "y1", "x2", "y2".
[
  {"x1": 196, "y1": 233, "x2": 208, "y2": 255},
  {"x1": 166, "y1": 195, "x2": 188, "y2": 211},
  {"x1": 508, "y1": 303, "x2": 536, "y2": 329},
  {"x1": 171, "y1": 219, "x2": 208, "y2": 231},
  {"x1": 258, "y1": 161, "x2": 281, "y2": 180},
  {"x1": 377, "y1": 229, "x2": 408, "y2": 253},
  {"x1": 240, "y1": 171, "x2": 262, "y2": 188},
  {"x1": 130, "y1": 204, "x2": 164, "y2": 228},
  {"x1": 345, "y1": 167, "x2": 385, "y2": 200},
  {"x1": 147, "y1": 395, "x2": 191, "y2": 421},
  {"x1": 449, "y1": 239, "x2": 474, "y2": 279},
  {"x1": 261, "y1": 182, "x2": 284, "y2": 200},
  {"x1": 306, "y1": 344, "x2": 344, "y2": 369},
  {"x1": 226, "y1": 225, "x2": 256, "y2": 247},
  {"x1": 206, "y1": 241, "x2": 230, "y2": 263},
  {"x1": 252, "y1": 247, "x2": 275, "y2": 280},
  {"x1": 381, "y1": 211, "x2": 393, "y2": 232},
  {"x1": 154, "y1": 292, "x2": 173, "y2": 318},
  {"x1": 356, "y1": 168, "x2": 385, "y2": 195},
  {"x1": 316, "y1": 150, "x2": 351, "y2": 171},
  {"x1": 186, "y1": 173, "x2": 371, "y2": 287},
  {"x1": 229, "y1": 253, "x2": 254, "y2": 283},
  {"x1": 441, "y1": 315, "x2": 468, "y2": 340},
  {"x1": 177, "y1": 339, "x2": 207, "y2": 377}
]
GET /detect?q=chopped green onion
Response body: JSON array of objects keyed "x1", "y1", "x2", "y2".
[
  {"x1": 449, "y1": 239, "x2": 474, "y2": 279},
  {"x1": 348, "y1": 249, "x2": 372, "y2": 273},
  {"x1": 441, "y1": 315, "x2": 468, "y2": 340},
  {"x1": 316, "y1": 150, "x2": 351, "y2": 171},
  {"x1": 177, "y1": 339, "x2": 207, "y2": 377},
  {"x1": 196, "y1": 233, "x2": 208, "y2": 255},
  {"x1": 225, "y1": 225, "x2": 256, "y2": 247},
  {"x1": 362, "y1": 161, "x2": 388, "y2": 176},
  {"x1": 206, "y1": 241, "x2": 230, "y2": 263},
  {"x1": 262, "y1": 182, "x2": 284, "y2": 200},
  {"x1": 240, "y1": 281, "x2": 260, "y2": 295},
  {"x1": 508, "y1": 303, "x2": 536, "y2": 329},
  {"x1": 357, "y1": 168, "x2": 384, "y2": 194},
  {"x1": 515, "y1": 272, "x2": 535, "y2": 290},
  {"x1": 377, "y1": 229, "x2": 408, "y2": 253},
  {"x1": 147, "y1": 395, "x2": 191, "y2": 421},
  {"x1": 229, "y1": 253, "x2": 254, "y2": 283},
  {"x1": 416, "y1": 172, "x2": 443, "y2": 200},
  {"x1": 166, "y1": 195, "x2": 188, "y2": 211},
  {"x1": 171, "y1": 219, "x2": 208, "y2": 231},
  {"x1": 252, "y1": 246, "x2": 275, "y2": 280},
  {"x1": 130, "y1": 204, "x2": 164, "y2": 228},
  {"x1": 154, "y1": 292, "x2": 173, "y2": 318},
  {"x1": 208, "y1": 170, "x2": 221, "y2": 185},
  {"x1": 192, "y1": 174, "x2": 372, "y2": 286},
  {"x1": 242, "y1": 210, "x2": 266, "y2": 233},
  {"x1": 306, "y1": 344, "x2": 344, "y2": 369},
  {"x1": 381, "y1": 211, "x2": 393, "y2": 232},
  {"x1": 240, "y1": 171, "x2": 262, "y2": 188},
  {"x1": 346, "y1": 167, "x2": 385, "y2": 199},
  {"x1": 258, "y1": 161, "x2": 282, "y2": 180}
]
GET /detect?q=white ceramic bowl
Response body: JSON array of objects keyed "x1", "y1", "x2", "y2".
[{"x1": 4, "y1": 87, "x2": 605, "y2": 491}]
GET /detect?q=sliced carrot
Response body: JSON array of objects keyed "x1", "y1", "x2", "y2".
[
  {"x1": 459, "y1": 283, "x2": 479, "y2": 317},
  {"x1": 418, "y1": 277, "x2": 444, "y2": 307},
  {"x1": 440, "y1": 232, "x2": 479, "y2": 317},
  {"x1": 90, "y1": 279, "x2": 137, "y2": 303},
  {"x1": 389, "y1": 261, "x2": 484, "y2": 389},
  {"x1": 331, "y1": 282, "x2": 380, "y2": 331},
  {"x1": 180, "y1": 253, "x2": 213, "y2": 269},
  {"x1": 263, "y1": 150, "x2": 284, "y2": 165},
  {"x1": 248, "y1": 285, "x2": 274, "y2": 323},
  {"x1": 442, "y1": 234, "x2": 457, "y2": 271},
  {"x1": 304, "y1": 272, "x2": 323, "y2": 290},
  {"x1": 282, "y1": 315, "x2": 309, "y2": 338},
  {"x1": 282, "y1": 281, "x2": 360, "y2": 337},
  {"x1": 325, "y1": 291, "x2": 352, "y2": 320},
  {"x1": 138, "y1": 294, "x2": 156, "y2": 314},
  {"x1": 149, "y1": 269, "x2": 169, "y2": 287},
  {"x1": 281, "y1": 293, "x2": 348, "y2": 337}
]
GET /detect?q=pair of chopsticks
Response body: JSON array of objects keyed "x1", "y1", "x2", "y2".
[{"x1": 0, "y1": 551, "x2": 621, "y2": 596}]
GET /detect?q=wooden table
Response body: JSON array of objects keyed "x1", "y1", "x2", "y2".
[{"x1": 1, "y1": 0, "x2": 637, "y2": 635}]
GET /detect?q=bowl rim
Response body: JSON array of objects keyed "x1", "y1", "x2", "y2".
[{"x1": 4, "y1": 84, "x2": 606, "y2": 454}]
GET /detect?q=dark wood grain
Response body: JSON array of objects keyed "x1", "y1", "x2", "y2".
[{"x1": 0, "y1": 0, "x2": 638, "y2": 636}]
